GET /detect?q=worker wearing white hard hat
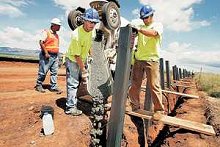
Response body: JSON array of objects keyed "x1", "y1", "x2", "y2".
[
  {"x1": 51, "y1": 18, "x2": 62, "y2": 26},
  {"x1": 35, "y1": 18, "x2": 62, "y2": 94}
]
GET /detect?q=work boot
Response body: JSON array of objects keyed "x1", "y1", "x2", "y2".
[
  {"x1": 154, "y1": 110, "x2": 165, "y2": 115},
  {"x1": 35, "y1": 85, "x2": 46, "y2": 93},
  {"x1": 65, "y1": 107, "x2": 82, "y2": 116},
  {"x1": 127, "y1": 95, "x2": 140, "y2": 111},
  {"x1": 49, "y1": 88, "x2": 62, "y2": 94},
  {"x1": 154, "y1": 104, "x2": 165, "y2": 113}
]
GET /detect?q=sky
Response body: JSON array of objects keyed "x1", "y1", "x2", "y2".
[{"x1": 0, "y1": 0, "x2": 220, "y2": 73}]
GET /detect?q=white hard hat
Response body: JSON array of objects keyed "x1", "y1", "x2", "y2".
[{"x1": 51, "y1": 18, "x2": 61, "y2": 26}]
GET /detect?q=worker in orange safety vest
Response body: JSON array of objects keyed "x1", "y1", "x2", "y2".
[{"x1": 35, "y1": 18, "x2": 62, "y2": 94}]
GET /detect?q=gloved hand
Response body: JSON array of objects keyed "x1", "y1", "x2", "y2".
[
  {"x1": 82, "y1": 78, "x2": 88, "y2": 85},
  {"x1": 81, "y1": 70, "x2": 89, "y2": 85},
  {"x1": 130, "y1": 25, "x2": 140, "y2": 33},
  {"x1": 130, "y1": 32, "x2": 137, "y2": 49},
  {"x1": 82, "y1": 70, "x2": 89, "y2": 78},
  {"x1": 87, "y1": 56, "x2": 93, "y2": 64}
]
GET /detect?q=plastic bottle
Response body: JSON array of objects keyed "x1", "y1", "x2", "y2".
[{"x1": 42, "y1": 112, "x2": 54, "y2": 135}]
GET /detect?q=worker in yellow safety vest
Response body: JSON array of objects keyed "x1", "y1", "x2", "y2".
[
  {"x1": 65, "y1": 8, "x2": 99, "y2": 116},
  {"x1": 129, "y1": 5, "x2": 164, "y2": 113},
  {"x1": 35, "y1": 18, "x2": 62, "y2": 94}
]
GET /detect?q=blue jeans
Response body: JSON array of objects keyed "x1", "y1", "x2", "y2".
[
  {"x1": 65, "y1": 58, "x2": 81, "y2": 108},
  {"x1": 36, "y1": 51, "x2": 59, "y2": 90}
]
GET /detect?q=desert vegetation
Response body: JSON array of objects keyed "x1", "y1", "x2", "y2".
[{"x1": 195, "y1": 72, "x2": 220, "y2": 98}]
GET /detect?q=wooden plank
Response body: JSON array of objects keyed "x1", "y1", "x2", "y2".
[
  {"x1": 172, "y1": 84, "x2": 192, "y2": 88},
  {"x1": 162, "y1": 89, "x2": 199, "y2": 99},
  {"x1": 140, "y1": 86, "x2": 198, "y2": 98},
  {"x1": 173, "y1": 80, "x2": 192, "y2": 84},
  {"x1": 154, "y1": 113, "x2": 216, "y2": 136},
  {"x1": 125, "y1": 109, "x2": 216, "y2": 136},
  {"x1": 126, "y1": 109, "x2": 153, "y2": 120}
]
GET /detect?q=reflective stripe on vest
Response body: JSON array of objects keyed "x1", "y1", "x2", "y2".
[{"x1": 44, "y1": 30, "x2": 59, "y2": 53}]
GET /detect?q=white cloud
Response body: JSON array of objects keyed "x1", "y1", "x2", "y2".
[
  {"x1": 0, "y1": 0, "x2": 31, "y2": 7},
  {"x1": 130, "y1": 18, "x2": 143, "y2": 26},
  {"x1": 132, "y1": 8, "x2": 139, "y2": 18},
  {"x1": 166, "y1": 42, "x2": 192, "y2": 53},
  {"x1": 0, "y1": 27, "x2": 39, "y2": 49},
  {"x1": 137, "y1": 0, "x2": 210, "y2": 32},
  {"x1": 0, "y1": 0, "x2": 32, "y2": 17},
  {"x1": 53, "y1": 0, "x2": 93, "y2": 11},
  {"x1": 0, "y1": 4, "x2": 24, "y2": 17},
  {"x1": 199, "y1": 20, "x2": 211, "y2": 26},
  {"x1": 120, "y1": 16, "x2": 130, "y2": 27},
  {"x1": 161, "y1": 42, "x2": 191, "y2": 67},
  {"x1": 161, "y1": 41, "x2": 220, "y2": 73},
  {"x1": 58, "y1": 27, "x2": 72, "y2": 53},
  {"x1": 0, "y1": 26, "x2": 70, "y2": 53}
]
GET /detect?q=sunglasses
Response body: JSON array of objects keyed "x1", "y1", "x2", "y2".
[
  {"x1": 142, "y1": 14, "x2": 154, "y2": 20},
  {"x1": 88, "y1": 21, "x2": 97, "y2": 25},
  {"x1": 142, "y1": 16, "x2": 150, "y2": 20}
]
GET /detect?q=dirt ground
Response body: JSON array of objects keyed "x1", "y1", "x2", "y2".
[{"x1": 0, "y1": 61, "x2": 220, "y2": 147}]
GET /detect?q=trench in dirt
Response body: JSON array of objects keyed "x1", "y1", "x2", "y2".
[{"x1": 150, "y1": 95, "x2": 187, "y2": 146}]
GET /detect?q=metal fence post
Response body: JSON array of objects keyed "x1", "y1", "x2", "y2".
[
  {"x1": 160, "y1": 58, "x2": 165, "y2": 90},
  {"x1": 165, "y1": 61, "x2": 171, "y2": 89},
  {"x1": 172, "y1": 66, "x2": 176, "y2": 81},
  {"x1": 179, "y1": 68, "x2": 182, "y2": 79},
  {"x1": 144, "y1": 85, "x2": 153, "y2": 145},
  {"x1": 107, "y1": 26, "x2": 132, "y2": 147},
  {"x1": 176, "y1": 66, "x2": 179, "y2": 81},
  {"x1": 183, "y1": 69, "x2": 186, "y2": 78}
]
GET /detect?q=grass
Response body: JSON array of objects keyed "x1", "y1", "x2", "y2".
[{"x1": 194, "y1": 72, "x2": 220, "y2": 98}]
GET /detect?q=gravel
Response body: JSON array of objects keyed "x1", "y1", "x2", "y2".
[{"x1": 88, "y1": 41, "x2": 113, "y2": 100}]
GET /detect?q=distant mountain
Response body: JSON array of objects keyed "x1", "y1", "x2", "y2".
[
  {"x1": 0, "y1": 47, "x2": 63, "y2": 63},
  {"x1": 0, "y1": 47, "x2": 40, "y2": 57},
  {"x1": 0, "y1": 47, "x2": 40, "y2": 62}
]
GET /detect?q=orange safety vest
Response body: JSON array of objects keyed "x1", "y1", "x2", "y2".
[{"x1": 44, "y1": 30, "x2": 59, "y2": 53}]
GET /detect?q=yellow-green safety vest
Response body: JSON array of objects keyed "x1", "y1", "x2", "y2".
[
  {"x1": 66, "y1": 25, "x2": 93, "y2": 62},
  {"x1": 135, "y1": 23, "x2": 162, "y2": 62}
]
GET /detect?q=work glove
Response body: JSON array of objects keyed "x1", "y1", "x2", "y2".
[
  {"x1": 81, "y1": 70, "x2": 89, "y2": 84},
  {"x1": 82, "y1": 70, "x2": 89, "y2": 78},
  {"x1": 130, "y1": 32, "x2": 137, "y2": 49},
  {"x1": 130, "y1": 25, "x2": 140, "y2": 33},
  {"x1": 87, "y1": 56, "x2": 93, "y2": 64}
]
